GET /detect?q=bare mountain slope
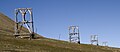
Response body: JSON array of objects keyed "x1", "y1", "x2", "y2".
[{"x1": 0, "y1": 13, "x2": 120, "y2": 52}]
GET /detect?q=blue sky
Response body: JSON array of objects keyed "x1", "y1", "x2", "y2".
[{"x1": 1, "y1": 0, "x2": 120, "y2": 48}]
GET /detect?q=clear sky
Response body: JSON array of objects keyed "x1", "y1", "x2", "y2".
[{"x1": 1, "y1": 0, "x2": 120, "y2": 48}]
